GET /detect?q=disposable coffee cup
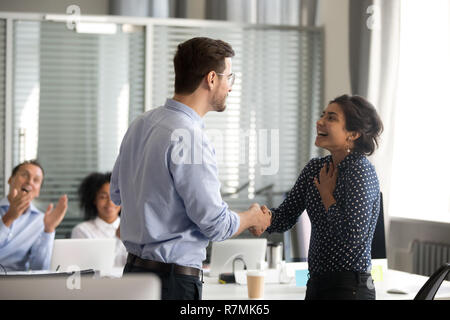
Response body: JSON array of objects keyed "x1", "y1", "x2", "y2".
[{"x1": 246, "y1": 270, "x2": 265, "y2": 299}]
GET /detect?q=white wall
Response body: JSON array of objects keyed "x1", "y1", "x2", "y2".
[
  {"x1": 186, "y1": 0, "x2": 205, "y2": 19},
  {"x1": 316, "y1": 0, "x2": 352, "y2": 103}
]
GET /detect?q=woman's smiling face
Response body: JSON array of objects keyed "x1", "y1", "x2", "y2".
[{"x1": 315, "y1": 102, "x2": 353, "y2": 154}]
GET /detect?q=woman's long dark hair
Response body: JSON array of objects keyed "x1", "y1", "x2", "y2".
[{"x1": 78, "y1": 172, "x2": 112, "y2": 221}]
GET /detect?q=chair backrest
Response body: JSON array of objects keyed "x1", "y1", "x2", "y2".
[
  {"x1": 371, "y1": 192, "x2": 387, "y2": 259},
  {"x1": 0, "y1": 273, "x2": 161, "y2": 300},
  {"x1": 414, "y1": 263, "x2": 450, "y2": 300}
]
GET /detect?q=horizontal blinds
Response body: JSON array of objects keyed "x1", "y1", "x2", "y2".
[
  {"x1": 151, "y1": 25, "x2": 323, "y2": 211},
  {"x1": 12, "y1": 21, "x2": 40, "y2": 191},
  {"x1": 12, "y1": 21, "x2": 145, "y2": 216},
  {"x1": 0, "y1": 20, "x2": 4, "y2": 197}
]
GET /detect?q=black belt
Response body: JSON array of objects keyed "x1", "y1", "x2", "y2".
[{"x1": 127, "y1": 253, "x2": 202, "y2": 279}]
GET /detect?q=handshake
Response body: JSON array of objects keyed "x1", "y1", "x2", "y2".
[{"x1": 245, "y1": 203, "x2": 272, "y2": 237}]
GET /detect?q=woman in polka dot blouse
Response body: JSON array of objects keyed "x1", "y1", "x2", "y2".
[{"x1": 257, "y1": 94, "x2": 383, "y2": 300}]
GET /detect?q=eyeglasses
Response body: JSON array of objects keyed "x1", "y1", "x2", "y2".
[{"x1": 216, "y1": 72, "x2": 236, "y2": 87}]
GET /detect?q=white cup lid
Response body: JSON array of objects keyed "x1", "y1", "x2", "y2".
[{"x1": 246, "y1": 270, "x2": 266, "y2": 277}]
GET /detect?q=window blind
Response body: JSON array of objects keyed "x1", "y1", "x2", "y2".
[
  {"x1": 150, "y1": 24, "x2": 323, "y2": 211},
  {"x1": 12, "y1": 21, "x2": 145, "y2": 216},
  {"x1": 0, "y1": 19, "x2": 5, "y2": 197}
]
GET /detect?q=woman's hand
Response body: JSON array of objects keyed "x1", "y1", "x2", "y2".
[{"x1": 314, "y1": 162, "x2": 338, "y2": 211}]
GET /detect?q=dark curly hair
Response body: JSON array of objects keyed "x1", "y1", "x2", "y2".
[
  {"x1": 330, "y1": 95, "x2": 383, "y2": 156},
  {"x1": 78, "y1": 172, "x2": 112, "y2": 221}
]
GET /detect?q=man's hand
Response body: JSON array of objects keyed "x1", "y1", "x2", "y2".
[
  {"x1": 249, "y1": 205, "x2": 272, "y2": 237},
  {"x1": 2, "y1": 188, "x2": 33, "y2": 227},
  {"x1": 43, "y1": 195, "x2": 68, "y2": 233},
  {"x1": 234, "y1": 203, "x2": 271, "y2": 237}
]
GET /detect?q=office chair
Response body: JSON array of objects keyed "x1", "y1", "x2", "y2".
[
  {"x1": 371, "y1": 192, "x2": 387, "y2": 259},
  {"x1": 414, "y1": 263, "x2": 450, "y2": 300}
]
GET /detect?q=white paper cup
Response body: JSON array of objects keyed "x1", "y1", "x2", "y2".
[{"x1": 246, "y1": 270, "x2": 265, "y2": 299}]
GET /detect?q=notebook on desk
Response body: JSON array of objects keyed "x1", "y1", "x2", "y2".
[
  {"x1": 209, "y1": 239, "x2": 267, "y2": 277},
  {"x1": 50, "y1": 238, "x2": 115, "y2": 274}
]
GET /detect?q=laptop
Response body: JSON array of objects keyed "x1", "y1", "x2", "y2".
[
  {"x1": 0, "y1": 273, "x2": 161, "y2": 300},
  {"x1": 208, "y1": 239, "x2": 267, "y2": 277},
  {"x1": 50, "y1": 239, "x2": 116, "y2": 274}
]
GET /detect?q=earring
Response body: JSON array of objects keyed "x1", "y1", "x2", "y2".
[{"x1": 346, "y1": 139, "x2": 351, "y2": 153}]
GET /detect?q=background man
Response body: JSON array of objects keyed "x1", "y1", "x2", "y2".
[{"x1": 0, "y1": 160, "x2": 68, "y2": 271}]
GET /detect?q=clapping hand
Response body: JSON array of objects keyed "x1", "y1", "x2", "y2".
[
  {"x1": 2, "y1": 188, "x2": 33, "y2": 227},
  {"x1": 43, "y1": 195, "x2": 68, "y2": 233}
]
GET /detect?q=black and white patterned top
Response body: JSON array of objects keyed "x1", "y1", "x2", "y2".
[{"x1": 266, "y1": 152, "x2": 381, "y2": 276}]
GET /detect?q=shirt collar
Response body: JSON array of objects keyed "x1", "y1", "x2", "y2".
[
  {"x1": 94, "y1": 216, "x2": 120, "y2": 229},
  {"x1": 0, "y1": 197, "x2": 41, "y2": 214},
  {"x1": 337, "y1": 152, "x2": 363, "y2": 170},
  {"x1": 164, "y1": 98, "x2": 205, "y2": 129}
]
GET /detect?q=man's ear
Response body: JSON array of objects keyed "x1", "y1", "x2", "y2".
[{"x1": 206, "y1": 71, "x2": 216, "y2": 90}]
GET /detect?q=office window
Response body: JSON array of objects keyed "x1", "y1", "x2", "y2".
[
  {"x1": 151, "y1": 25, "x2": 323, "y2": 210},
  {"x1": 389, "y1": 0, "x2": 450, "y2": 223},
  {"x1": 0, "y1": 19, "x2": 4, "y2": 197},
  {"x1": 3, "y1": 17, "x2": 323, "y2": 219},
  {"x1": 12, "y1": 21, "x2": 145, "y2": 216}
]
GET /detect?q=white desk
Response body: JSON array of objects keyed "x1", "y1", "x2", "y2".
[{"x1": 202, "y1": 266, "x2": 450, "y2": 300}]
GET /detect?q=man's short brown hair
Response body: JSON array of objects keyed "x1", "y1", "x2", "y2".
[{"x1": 173, "y1": 37, "x2": 235, "y2": 94}]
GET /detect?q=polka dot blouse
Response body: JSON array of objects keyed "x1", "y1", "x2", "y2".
[{"x1": 266, "y1": 152, "x2": 381, "y2": 276}]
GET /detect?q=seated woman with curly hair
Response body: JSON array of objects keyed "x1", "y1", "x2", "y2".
[{"x1": 71, "y1": 172, "x2": 127, "y2": 268}]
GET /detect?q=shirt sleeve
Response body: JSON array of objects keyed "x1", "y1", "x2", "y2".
[
  {"x1": 71, "y1": 224, "x2": 89, "y2": 239},
  {"x1": 325, "y1": 160, "x2": 380, "y2": 246},
  {"x1": 266, "y1": 160, "x2": 314, "y2": 233},
  {"x1": 168, "y1": 128, "x2": 239, "y2": 242},
  {"x1": 110, "y1": 149, "x2": 122, "y2": 206},
  {"x1": 0, "y1": 217, "x2": 12, "y2": 247},
  {"x1": 29, "y1": 231, "x2": 55, "y2": 270}
]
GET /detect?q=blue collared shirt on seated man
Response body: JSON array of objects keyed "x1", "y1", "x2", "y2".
[
  {"x1": 0, "y1": 198, "x2": 55, "y2": 271},
  {"x1": 110, "y1": 98, "x2": 239, "y2": 270}
]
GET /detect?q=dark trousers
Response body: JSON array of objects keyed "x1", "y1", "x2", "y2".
[
  {"x1": 305, "y1": 271, "x2": 376, "y2": 300},
  {"x1": 123, "y1": 261, "x2": 203, "y2": 300}
]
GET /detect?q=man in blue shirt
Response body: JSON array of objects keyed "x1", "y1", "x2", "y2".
[
  {"x1": 110, "y1": 37, "x2": 271, "y2": 300},
  {"x1": 0, "y1": 160, "x2": 68, "y2": 271}
]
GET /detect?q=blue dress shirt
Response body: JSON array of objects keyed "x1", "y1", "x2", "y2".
[
  {"x1": 0, "y1": 198, "x2": 55, "y2": 271},
  {"x1": 111, "y1": 99, "x2": 239, "y2": 269},
  {"x1": 267, "y1": 153, "x2": 381, "y2": 276}
]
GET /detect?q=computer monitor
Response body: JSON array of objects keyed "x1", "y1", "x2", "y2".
[
  {"x1": 208, "y1": 239, "x2": 267, "y2": 277},
  {"x1": 50, "y1": 238, "x2": 115, "y2": 274},
  {"x1": 371, "y1": 192, "x2": 387, "y2": 259}
]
